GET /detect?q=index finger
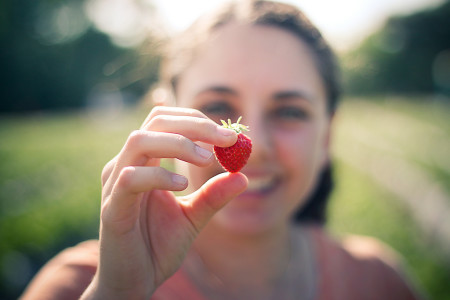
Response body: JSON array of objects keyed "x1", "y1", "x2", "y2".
[
  {"x1": 145, "y1": 115, "x2": 237, "y2": 148},
  {"x1": 140, "y1": 106, "x2": 208, "y2": 130}
]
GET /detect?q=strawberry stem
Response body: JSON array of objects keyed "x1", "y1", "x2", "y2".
[{"x1": 220, "y1": 116, "x2": 249, "y2": 134}]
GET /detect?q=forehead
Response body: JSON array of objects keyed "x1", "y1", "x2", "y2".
[{"x1": 176, "y1": 23, "x2": 326, "y2": 103}]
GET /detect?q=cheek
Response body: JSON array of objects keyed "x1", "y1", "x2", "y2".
[
  {"x1": 275, "y1": 128, "x2": 319, "y2": 168},
  {"x1": 274, "y1": 125, "x2": 327, "y2": 190}
]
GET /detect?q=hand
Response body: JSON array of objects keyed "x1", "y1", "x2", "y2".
[{"x1": 81, "y1": 107, "x2": 248, "y2": 300}]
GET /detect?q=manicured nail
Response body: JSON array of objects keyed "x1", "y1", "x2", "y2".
[
  {"x1": 217, "y1": 126, "x2": 235, "y2": 136},
  {"x1": 172, "y1": 174, "x2": 188, "y2": 186},
  {"x1": 195, "y1": 145, "x2": 213, "y2": 159}
]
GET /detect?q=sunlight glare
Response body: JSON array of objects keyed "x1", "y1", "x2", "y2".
[{"x1": 84, "y1": 0, "x2": 162, "y2": 47}]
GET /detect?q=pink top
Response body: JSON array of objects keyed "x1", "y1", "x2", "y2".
[{"x1": 20, "y1": 226, "x2": 424, "y2": 300}]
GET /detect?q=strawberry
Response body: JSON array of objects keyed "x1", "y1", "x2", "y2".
[{"x1": 214, "y1": 117, "x2": 252, "y2": 173}]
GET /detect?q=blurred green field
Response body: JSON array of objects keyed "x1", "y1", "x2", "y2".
[{"x1": 1, "y1": 97, "x2": 449, "y2": 299}]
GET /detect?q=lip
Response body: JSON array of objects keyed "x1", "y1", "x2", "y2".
[
  {"x1": 209, "y1": 166, "x2": 282, "y2": 199},
  {"x1": 238, "y1": 172, "x2": 281, "y2": 200}
]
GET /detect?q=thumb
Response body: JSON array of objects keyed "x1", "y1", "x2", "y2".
[{"x1": 180, "y1": 172, "x2": 248, "y2": 232}]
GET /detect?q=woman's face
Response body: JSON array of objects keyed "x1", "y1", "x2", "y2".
[{"x1": 175, "y1": 23, "x2": 331, "y2": 234}]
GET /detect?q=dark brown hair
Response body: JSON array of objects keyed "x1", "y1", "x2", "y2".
[{"x1": 161, "y1": 0, "x2": 341, "y2": 224}]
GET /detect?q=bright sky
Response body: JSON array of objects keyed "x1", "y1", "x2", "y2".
[{"x1": 153, "y1": 0, "x2": 444, "y2": 51}]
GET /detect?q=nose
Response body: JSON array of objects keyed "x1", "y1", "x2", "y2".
[{"x1": 242, "y1": 113, "x2": 273, "y2": 165}]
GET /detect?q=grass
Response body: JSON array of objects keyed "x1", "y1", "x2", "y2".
[
  {"x1": 0, "y1": 107, "x2": 149, "y2": 298},
  {"x1": 0, "y1": 97, "x2": 449, "y2": 299},
  {"x1": 328, "y1": 160, "x2": 450, "y2": 299},
  {"x1": 328, "y1": 96, "x2": 450, "y2": 300}
]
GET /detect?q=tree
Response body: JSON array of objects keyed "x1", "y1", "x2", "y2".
[
  {"x1": 342, "y1": 1, "x2": 450, "y2": 96},
  {"x1": 0, "y1": 0, "x2": 161, "y2": 112}
]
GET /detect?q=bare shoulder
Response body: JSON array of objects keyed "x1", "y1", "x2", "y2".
[
  {"x1": 20, "y1": 240, "x2": 99, "y2": 300},
  {"x1": 341, "y1": 234, "x2": 427, "y2": 299},
  {"x1": 52, "y1": 240, "x2": 99, "y2": 266},
  {"x1": 303, "y1": 226, "x2": 426, "y2": 300},
  {"x1": 341, "y1": 234, "x2": 402, "y2": 269},
  {"x1": 304, "y1": 225, "x2": 402, "y2": 268}
]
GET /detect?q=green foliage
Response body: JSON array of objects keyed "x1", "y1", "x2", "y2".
[
  {"x1": 328, "y1": 160, "x2": 450, "y2": 300},
  {"x1": 329, "y1": 96, "x2": 450, "y2": 300},
  {"x1": 0, "y1": 107, "x2": 149, "y2": 299},
  {"x1": 342, "y1": 1, "x2": 450, "y2": 96},
  {"x1": 0, "y1": 0, "x2": 161, "y2": 112}
]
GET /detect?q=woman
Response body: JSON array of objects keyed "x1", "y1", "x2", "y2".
[{"x1": 21, "y1": 1, "x2": 423, "y2": 299}]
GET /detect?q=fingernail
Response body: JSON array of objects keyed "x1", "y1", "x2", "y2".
[
  {"x1": 217, "y1": 126, "x2": 235, "y2": 136},
  {"x1": 172, "y1": 174, "x2": 187, "y2": 186},
  {"x1": 195, "y1": 145, "x2": 213, "y2": 159}
]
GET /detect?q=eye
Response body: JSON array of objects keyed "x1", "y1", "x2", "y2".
[
  {"x1": 201, "y1": 101, "x2": 231, "y2": 115},
  {"x1": 199, "y1": 101, "x2": 235, "y2": 122},
  {"x1": 272, "y1": 106, "x2": 310, "y2": 121}
]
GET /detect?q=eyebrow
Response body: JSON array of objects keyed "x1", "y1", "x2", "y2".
[
  {"x1": 195, "y1": 86, "x2": 314, "y2": 102},
  {"x1": 195, "y1": 86, "x2": 238, "y2": 97},
  {"x1": 273, "y1": 90, "x2": 314, "y2": 103}
]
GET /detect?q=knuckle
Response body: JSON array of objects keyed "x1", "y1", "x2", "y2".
[
  {"x1": 101, "y1": 159, "x2": 115, "y2": 185},
  {"x1": 153, "y1": 167, "x2": 167, "y2": 180},
  {"x1": 116, "y1": 166, "x2": 135, "y2": 189},
  {"x1": 100, "y1": 197, "x2": 111, "y2": 222},
  {"x1": 173, "y1": 134, "x2": 195, "y2": 154},
  {"x1": 188, "y1": 108, "x2": 207, "y2": 119},
  {"x1": 196, "y1": 117, "x2": 218, "y2": 134},
  {"x1": 148, "y1": 106, "x2": 166, "y2": 119},
  {"x1": 126, "y1": 130, "x2": 147, "y2": 149},
  {"x1": 147, "y1": 114, "x2": 166, "y2": 130},
  {"x1": 173, "y1": 133, "x2": 188, "y2": 147},
  {"x1": 191, "y1": 116, "x2": 208, "y2": 126}
]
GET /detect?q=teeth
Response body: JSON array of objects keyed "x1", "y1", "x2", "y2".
[{"x1": 247, "y1": 177, "x2": 275, "y2": 191}]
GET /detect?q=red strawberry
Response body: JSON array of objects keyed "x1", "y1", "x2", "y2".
[{"x1": 214, "y1": 117, "x2": 252, "y2": 173}]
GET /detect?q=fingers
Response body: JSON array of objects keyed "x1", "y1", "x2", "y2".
[
  {"x1": 140, "y1": 106, "x2": 207, "y2": 129},
  {"x1": 114, "y1": 130, "x2": 215, "y2": 171},
  {"x1": 181, "y1": 172, "x2": 248, "y2": 232},
  {"x1": 102, "y1": 166, "x2": 187, "y2": 230},
  {"x1": 114, "y1": 166, "x2": 187, "y2": 196},
  {"x1": 102, "y1": 157, "x2": 117, "y2": 185},
  {"x1": 100, "y1": 106, "x2": 240, "y2": 232},
  {"x1": 110, "y1": 107, "x2": 237, "y2": 179},
  {"x1": 144, "y1": 114, "x2": 237, "y2": 148}
]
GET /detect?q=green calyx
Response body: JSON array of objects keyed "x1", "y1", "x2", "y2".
[{"x1": 220, "y1": 116, "x2": 249, "y2": 134}]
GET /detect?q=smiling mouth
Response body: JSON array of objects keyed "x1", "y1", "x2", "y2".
[{"x1": 245, "y1": 176, "x2": 280, "y2": 194}]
